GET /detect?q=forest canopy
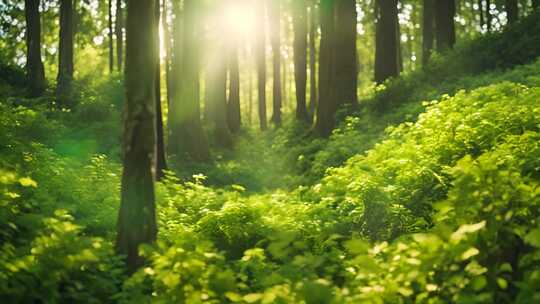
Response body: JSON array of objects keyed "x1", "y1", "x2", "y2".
[{"x1": 1, "y1": 0, "x2": 540, "y2": 303}]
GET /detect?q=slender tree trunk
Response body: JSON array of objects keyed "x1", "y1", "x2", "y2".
[
  {"x1": 154, "y1": 0, "x2": 167, "y2": 179},
  {"x1": 422, "y1": 0, "x2": 434, "y2": 67},
  {"x1": 314, "y1": 0, "x2": 336, "y2": 137},
  {"x1": 292, "y1": 0, "x2": 309, "y2": 123},
  {"x1": 479, "y1": 0, "x2": 484, "y2": 30},
  {"x1": 269, "y1": 0, "x2": 282, "y2": 126},
  {"x1": 25, "y1": 0, "x2": 46, "y2": 97},
  {"x1": 108, "y1": 0, "x2": 114, "y2": 73},
  {"x1": 486, "y1": 0, "x2": 492, "y2": 32},
  {"x1": 374, "y1": 0, "x2": 399, "y2": 84},
  {"x1": 248, "y1": 63, "x2": 253, "y2": 125},
  {"x1": 56, "y1": 0, "x2": 74, "y2": 108},
  {"x1": 115, "y1": 0, "x2": 123, "y2": 71},
  {"x1": 505, "y1": 0, "x2": 518, "y2": 24},
  {"x1": 169, "y1": 0, "x2": 210, "y2": 161},
  {"x1": 308, "y1": 3, "x2": 318, "y2": 121},
  {"x1": 256, "y1": 1, "x2": 267, "y2": 131},
  {"x1": 209, "y1": 50, "x2": 233, "y2": 148},
  {"x1": 116, "y1": 0, "x2": 157, "y2": 273},
  {"x1": 227, "y1": 45, "x2": 241, "y2": 133},
  {"x1": 434, "y1": 0, "x2": 456, "y2": 51},
  {"x1": 333, "y1": 0, "x2": 358, "y2": 106},
  {"x1": 162, "y1": 0, "x2": 172, "y2": 108}
]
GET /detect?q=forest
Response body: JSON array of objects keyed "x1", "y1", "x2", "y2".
[{"x1": 1, "y1": 0, "x2": 540, "y2": 302}]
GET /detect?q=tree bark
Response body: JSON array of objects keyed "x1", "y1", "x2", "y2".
[
  {"x1": 209, "y1": 50, "x2": 234, "y2": 148},
  {"x1": 25, "y1": 0, "x2": 46, "y2": 97},
  {"x1": 154, "y1": 0, "x2": 167, "y2": 180},
  {"x1": 115, "y1": 0, "x2": 124, "y2": 71},
  {"x1": 169, "y1": 0, "x2": 210, "y2": 161},
  {"x1": 292, "y1": 0, "x2": 309, "y2": 122},
  {"x1": 314, "y1": 0, "x2": 336, "y2": 137},
  {"x1": 505, "y1": 0, "x2": 518, "y2": 24},
  {"x1": 478, "y1": 0, "x2": 484, "y2": 30},
  {"x1": 269, "y1": 0, "x2": 282, "y2": 126},
  {"x1": 374, "y1": 0, "x2": 399, "y2": 84},
  {"x1": 255, "y1": 1, "x2": 267, "y2": 131},
  {"x1": 56, "y1": 0, "x2": 74, "y2": 108},
  {"x1": 308, "y1": 3, "x2": 318, "y2": 121},
  {"x1": 108, "y1": 0, "x2": 114, "y2": 73},
  {"x1": 422, "y1": 0, "x2": 434, "y2": 67},
  {"x1": 333, "y1": 0, "x2": 358, "y2": 106},
  {"x1": 227, "y1": 45, "x2": 241, "y2": 133},
  {"x1": 116, "y1": 0, "x2": 158, "y2": 273},
  {"x1": 434, "y1": 0, "x2": 456, "y2": 51}
]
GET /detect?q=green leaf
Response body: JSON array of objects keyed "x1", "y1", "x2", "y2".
[
  {"x1": 524, "y1": 228, "x2": 540, "y2": 248},
  {"x1": 243, "y1": 293, "x2": 262, "y2": 303}
]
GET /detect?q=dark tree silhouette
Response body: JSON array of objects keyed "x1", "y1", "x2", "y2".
[
  {"x1": 292, "y1": 0, "x2": 309, "y2": 122},
  {"x1": 269, "y1": 0, "x2": 282, "y2": 126},
  {"x1": 434, "y1": 0, "x2": 456, "y2": 51},
  {"x1": 422, "y1": 0, "x2": 434, "y2": 67},
  {"x1": 374, "y1": 0, "x2": 399, "y2": 84},
  {"x1": 25, "y1": 0, "x2": 46, "y2": 97},
  {"x1": 56, "y1": 0, "x2": 74, "y2": 107},
  {"x1": 116, "y1": 0, "x2": 158, "y2": 273},
  {"x1": 255, "y1": 0, "x2": 268, "y2": 131}
]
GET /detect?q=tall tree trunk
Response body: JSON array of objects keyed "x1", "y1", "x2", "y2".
[
  {"x1": 434, "y1": 0, "x2": 456, "y2": 51},
  {"x1": 227, "y1": 45, "x2": 241, "y2": 133},
  {"x1": 169, "y1": 0, "x2": 210, "y2": 161},
  {"x1": 108, "y1": 0, "x2": 114, "y2": 73},
  {"x1": 115, "y1": 0, "x2": 124, "y2": 71},
  {"x1": 422, "y1": 0, "x2": 434, "y2": 67},
  {"x1": 374, "y1": 0, "x2": 399, "y2": 84},
  {"x1": 486, "y1": 0, "x2": 492, "y2": 32},
  {"x1": 208, "y1": 50, "x2": 233, "y2": 148},
  {"x1": 25, "y1": 0, "x2": 46, "y2": 97},
  {"x1": 292, "y1": 0, "x2": 309, "y2": 122},
  {"x1": 116, "y1": 0, "x2": 157, "y2": 273},
  {"x1": 248, "y1": 64, "x2": 253, "y2": 125},
  {"x1": 162, "y1": 0, "x2": 172, "y2": 108},
  {"x1": 478, "y1": 0, "x2": 484, "y2": 30},
  {"x1": 256, "y1": 0, "x2": 267, "y2": 131},
  {"x1": 269, "y1": 0, "x2": 282, "y2": 126},
  {"x1": 505, "y1": 0, "x2": 518, "y2": 24},
  {"x1": 314, "y1": 0, "x2": 336, "y2": 137},
  {"x1": 308, "y1": 3, "x2": 318, "y2": 121},
  {"x1": 56, "y1": 0, "x2": 74, "y2": 108},
  {"x1": 154, "y1": 0, "x2": 167, "y2": 180},
  {"x1": 333, "y1": 0, "x2": 358, "y2": 106}
]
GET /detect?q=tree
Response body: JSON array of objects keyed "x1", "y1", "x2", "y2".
[
  {"x1": 169, "y1": 0, "x2": 210, "y2": 161},
  {"x1": 374, "y1": 0, "x2": 399, "y2": 84},
  {"x1": 534, "y1": 0, "x2": 540, "y2": 10},
  {"x1": 269, "y1": 0, "x2": 282, "y2": 126},
  {"x1": 434, "y1": 0, "x2": 456, "y2": 51},
  {"x1": 208, "y1": 51, "x2": 234, "y2": 148},
  {"x1": 56, "y1": 0, "x2": 74, "y2": 107},
  {"x1": 227, "y1": 44, "x2": 241, "y2": 133},
  {"x1": 505, "y1": 0, "x2": 518, "y2": 24},
  {"x1": 115, "y1": 0, "x2": 124, "y2": 71},
  {"x1": 314, "y1": 0, "x2": 336, "y2": 137},
  {"x1": 154, "y1": 0, "x2": 167, "y2": 179},
  {"x1": 486, "y1": 0, "x2": 492, "y2": 32},
  {"x1": 308, "y1": 3, "x2": 318, "y2": 120},
  {"x1": 25, "y1": 0, "x2": 46, "y2": 97},
  {"x1": 292, "y1": 0, "x2": 310, "y2": 123},
  {"x1": 116, "y1": 0, "x2": 157, "y2": 273},
  {"x1": 108, "y1": 0, "x2": 114, "y2": 73},
  {"x1": 255, "y1": 0, "x2": 267, "y2": 131},
  {"x1": 333, "y1": 0, "x2": 358, "y2": 106},
  {"x1": 422, "y1": 0, "x2": 434, "y2": 66}
]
